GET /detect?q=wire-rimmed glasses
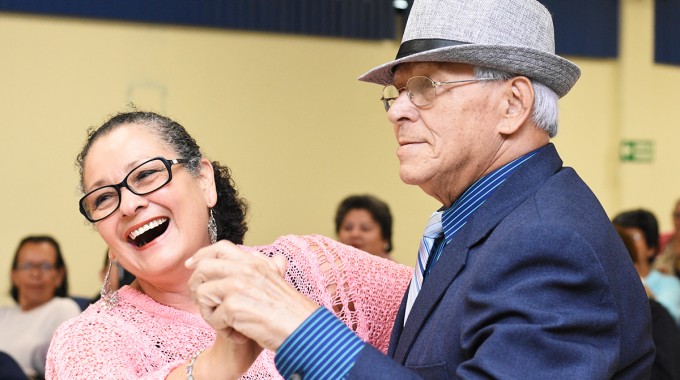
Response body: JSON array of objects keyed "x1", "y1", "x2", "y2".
[
  {"x1": 14, "y1": 262, "x2": 57, "y2": 272},
  {"x1": 79, "y1": 157, "x2": 189, "y2": 223},
  {"x1": 380, "y1": 76, "x2": 497, "y2": 111}
]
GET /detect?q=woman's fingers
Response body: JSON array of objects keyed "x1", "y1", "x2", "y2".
[{"x1": 189, "y1": 249, "x2": 317, "y2": 351}]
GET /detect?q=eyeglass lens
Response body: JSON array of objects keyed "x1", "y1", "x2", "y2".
[
  {"x1": 381, "y1": 76, "x2": 437, "y2": 111},
  {"x1": 80, "y1": 158, "x2": 172, "y2": 222},
  {"x1": 16, "y1": 262, "x2": 56, "y2": 271}
]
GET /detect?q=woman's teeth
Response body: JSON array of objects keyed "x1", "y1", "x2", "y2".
[{"x1": 129, "y1": 218, "x2": 168, "y2": 240}]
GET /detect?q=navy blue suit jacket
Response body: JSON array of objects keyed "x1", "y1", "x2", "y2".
[{"x1": 349, "y1": 144, "x2": 654, "y2": 379}]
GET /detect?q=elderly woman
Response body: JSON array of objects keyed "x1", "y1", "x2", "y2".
[
  {"x1": 0, "y1": 235, "x2": 81, "y2": 378},
  {"x1": 335, "y1": 194, "x2": 394, "y2": 259},
  {"x1": 46, "y1": 111, "x2": 411, "y2": 379}
]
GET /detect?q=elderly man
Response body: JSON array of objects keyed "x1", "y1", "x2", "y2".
[{"x1": 188, "y1": 0, "x2": 654, "y2": 378}]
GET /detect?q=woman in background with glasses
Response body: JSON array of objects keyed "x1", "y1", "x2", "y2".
[
  {"x1": 46, "y1": 111, "x2": 410, "y2": 379},
  {"x1": 1, "y1": 235, "x2": 82, "y2": 379}
]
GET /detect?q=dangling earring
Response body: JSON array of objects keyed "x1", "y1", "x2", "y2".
[
  {"x1": 100, "y1": 258, "x2": 120, "y2": 309},
  {"x1": 208, "y1": 208, "x2": 217, "y2": 244}
]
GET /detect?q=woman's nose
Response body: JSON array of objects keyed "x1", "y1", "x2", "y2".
[
  {"x1": 349, "y1": 228, "x2": 363, "y2": 237},
  {"x1": 118, "y1": 187, "x2": 147, "y2": 217}
]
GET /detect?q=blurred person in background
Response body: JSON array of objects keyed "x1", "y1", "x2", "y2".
[
  {"x1": 655, "y1": 198, "x2": 680, "y2": 280},
  {"x1": 614, "y1": 209, "x2": 680, "y2": 324},
  {"x1": 0, "y1": 235, "x2": 81, "y2": 379},
  {"x1": 335, "y1": 194, "x2": 394, "y2": 259},
  {"x1": 616, "y1": 225, "x2": 680, "y2": 380}
]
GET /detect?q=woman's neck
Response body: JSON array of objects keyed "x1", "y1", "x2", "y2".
[
  {"x1": 19, "y1": 297, "x2": 52, "y2": 312},
  {"x1": 131, "y1": 279, "x2": 200, "y2": 314}
]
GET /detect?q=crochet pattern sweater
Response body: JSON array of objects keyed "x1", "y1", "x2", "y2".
[{"x1": 46, "y1": 235, "x2": 411, "y2": 379}]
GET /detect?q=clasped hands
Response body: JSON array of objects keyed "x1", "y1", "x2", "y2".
[{"x1": 186, "y1": 240, "x2": 319, "y2": 352}]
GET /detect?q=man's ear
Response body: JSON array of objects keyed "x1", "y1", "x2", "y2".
[
  {"x1": 198, "y1": 158, "x2": 217, "y2": 208},
  {"x1": 496, "y1": 76, "x2": 534, "y2": 135}
]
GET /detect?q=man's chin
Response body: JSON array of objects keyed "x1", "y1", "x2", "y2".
[{"x1": 399, "y1": 169, "x2": 425, "y2": 186}]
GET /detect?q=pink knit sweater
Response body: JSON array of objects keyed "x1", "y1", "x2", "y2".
[{"x1": 46, "y1": 235, "x2": 411, "y2": 379}]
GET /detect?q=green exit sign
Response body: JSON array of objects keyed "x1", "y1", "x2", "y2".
[{"x1": 620, "y1": 140, "x2": 654, "y2": 163}]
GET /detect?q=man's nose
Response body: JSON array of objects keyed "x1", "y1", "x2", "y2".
[{"x1": 387, "y1": 91, "x2": 416, "y2": 124}]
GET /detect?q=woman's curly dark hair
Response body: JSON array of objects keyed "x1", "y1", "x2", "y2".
[
  {"x1": 211, "y1": 162, "x2": 248, "y2": 243},
  {"x1": 76, "y1": 111, "x2": 248, "y2": 243}
]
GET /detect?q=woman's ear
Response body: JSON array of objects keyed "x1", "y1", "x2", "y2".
[
  {"x1": 496, "y1": 76, "x2": 534, "y2": 135},
  {"x1": 198, "y1": 158, "x2": 217, "y2": 208}
]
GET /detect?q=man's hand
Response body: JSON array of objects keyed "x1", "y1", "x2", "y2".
[{"x1": 186, "y1": 240, "x2": 319, "y2": 351}]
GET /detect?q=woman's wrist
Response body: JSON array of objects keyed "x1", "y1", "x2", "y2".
[
  {"x1": 186, "y1": 350, "x2": 203, "y2": 380},
  {"x1": 198, "y1": 336, "x2": 250, "y2": 380},
  {"x1": 167, "y1": 334, "x2": 260, "y2": 379}
]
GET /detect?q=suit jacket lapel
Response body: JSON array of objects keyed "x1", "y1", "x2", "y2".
[
  {"x1": 389, "y1": 144, "x2": 563, "y2": 363},
  {"x1": 391, "y1": 216, "x2": 481, "y2": 363},
  {"x1": 387, "y1": 288, "x2": 408, "y2": 358}
]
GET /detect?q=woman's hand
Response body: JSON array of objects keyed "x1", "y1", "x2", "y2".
[{"x1": 186, "y1": 240, "x2": 319, "y2": 351}]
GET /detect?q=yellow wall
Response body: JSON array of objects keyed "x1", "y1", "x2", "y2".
[{"x1": 1, "y1": 0, "x2": 679, "y2": 303}]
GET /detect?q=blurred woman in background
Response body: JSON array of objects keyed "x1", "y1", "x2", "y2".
[
  {"x1": 335, "y1": 194, "x2": 394, "y2": 260},
  {"x1": 0, "y1": 235, "x2": 81, "y2": 379}
]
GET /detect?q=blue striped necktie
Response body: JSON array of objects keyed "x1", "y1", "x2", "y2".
[{"x1": 404, "y1": 211, "x2": 443, "y2": 322}]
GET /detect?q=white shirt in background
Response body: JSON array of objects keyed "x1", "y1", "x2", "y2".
[{"x1": 0, "y1": 297, "x2": 81, "y2": 376}]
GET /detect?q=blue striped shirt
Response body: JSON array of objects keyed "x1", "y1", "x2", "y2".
[
  {"x1": 274, "y1": 149, "x2": 538, "y2": 379},
  {"x1": 426, "y1": 150, "x2": 538, "y2": 276},
  {"x1": 275, "y1": 307, "x2": 364, "y2": 379}
]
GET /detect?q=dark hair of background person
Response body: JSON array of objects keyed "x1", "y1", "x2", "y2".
[
  {"x1": 334, "y1": 194, "x2": 393, "y2": 253},
  {"x1": 612, "y1": 209, "x2": 660, "y2": 254},
  {"x1": 76, "y1": 110, "x2": 248, "y2": 244},
  {"x1": 10, "y1": 235, "x2": 68, "y2": 303},
  {"x1": 615, "y1": 225, "x2": 639, "y2": 264}
]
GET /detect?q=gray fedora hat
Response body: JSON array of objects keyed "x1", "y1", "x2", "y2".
[{"x1": 358, "y1": 0, "x2": 581, "y2": 98}]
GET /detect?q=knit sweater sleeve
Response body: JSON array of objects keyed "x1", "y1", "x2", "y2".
[{"x1": 250, "y1": 235, "x2": 412, "y2": 353}]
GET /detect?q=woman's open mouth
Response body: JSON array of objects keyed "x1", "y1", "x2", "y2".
[{"x1": 128, "y1": 218, "x2": 170, "y2": 248}]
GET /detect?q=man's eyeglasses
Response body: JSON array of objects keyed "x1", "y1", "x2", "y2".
[
  {"x1": 380, "y1": 76, "x2": 497, "y2": 111},
  {"x1": 79, "y1": 157, "x2": 189, "y2": 223},
  {"x1": 15, "y1": 262, "x2": 57, "y2": 272}
]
